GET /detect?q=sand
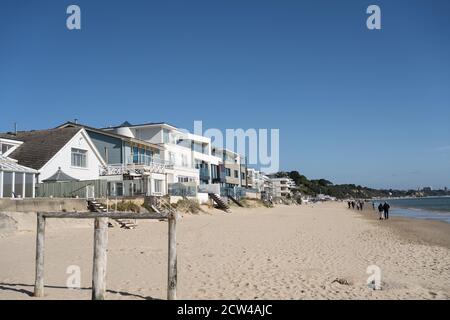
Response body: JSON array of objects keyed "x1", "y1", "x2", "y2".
[{"x1": 0, "y1": 202, "x2": 449, "y2": 300}]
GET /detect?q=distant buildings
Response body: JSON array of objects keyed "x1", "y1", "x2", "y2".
[{"x1": 267, "y1": 177, "x2": 296, "y2": 198}]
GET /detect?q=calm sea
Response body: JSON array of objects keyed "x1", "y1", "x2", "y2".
[{"x1": 375, "y1": 196, "x2": 450, "y2": 224}]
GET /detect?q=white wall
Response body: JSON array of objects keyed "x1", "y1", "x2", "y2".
[{"x1": 38, "y1": 130, "x2": 105, "y2": 182}]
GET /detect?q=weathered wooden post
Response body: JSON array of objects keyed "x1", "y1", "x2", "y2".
[
  {"x1": 92, "y1": 217, "x2": 109, "y2": 300},
  {"x1": 167, "y1": 212, "x2": 178, "y2": 300},
  {"x1": 34, "y1": 213, "x2": 46, "y2": 297}
]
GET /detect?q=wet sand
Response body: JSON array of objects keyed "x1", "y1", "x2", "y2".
[{"x1": 356, "y1": 203, "x2": 450, "y2": 249}]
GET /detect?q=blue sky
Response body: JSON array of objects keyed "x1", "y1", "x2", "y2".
[{"x1": 1, "y1": 0, "x2": 449, "y2": 189}]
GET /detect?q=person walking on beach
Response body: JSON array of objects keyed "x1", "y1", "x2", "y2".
[
  {"x1": 378, "y1": 203, "x2": 384, "y2": 220},
  {"x1": 372, "y1": 202, "x2": 375, "y2": 210},
  {"x1": 348, "y1": 201, "x2": 351, "y2": 209},
  {"x1": 383, "y1": 202, "x2": 390, "y2": 220},
  {"x1": 351, "y1": 201, "x2": 355, "y2": 209},
  {"x1": 360, "y1": 201, "x2": 364, "y2": 211}
]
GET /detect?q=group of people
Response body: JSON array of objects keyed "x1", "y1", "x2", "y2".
[
  {"x1": 347, "y1": 200, "x2": 365, "y2": 211},
  {"x1": 376, "y1": 202, "x2": 390, "y2": 220},
  {"x1": 347, "y1": 199, "x2": 391, "y2": 220}
]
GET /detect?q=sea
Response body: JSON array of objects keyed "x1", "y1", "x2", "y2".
[{"x1": 375, "y1": 196, "x2": 450, "y2": 224}]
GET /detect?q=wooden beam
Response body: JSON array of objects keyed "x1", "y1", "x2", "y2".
[
  {"x1": 167, "y1": 212, "x2": 178, "y2": 300},
  {"x1": 41, "y1": 212, "x2": 167, "y2": 220},
  {"x1": 92, "y1": 217, "x2": 108, "y2": 300},
  {"x1": 34, "y1": 213, "x2": 46, "y2": 297}
]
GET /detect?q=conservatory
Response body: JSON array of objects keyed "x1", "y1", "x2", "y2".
[{"x1": 0, "y1": 155, "x2": 38, "y2": 198}]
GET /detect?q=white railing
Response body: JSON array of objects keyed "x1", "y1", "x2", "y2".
[{"x1": 99, "y1": 158, "x2": 174, "y2": 176}]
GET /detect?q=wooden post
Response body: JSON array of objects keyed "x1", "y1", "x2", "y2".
[
  {"x1": 167, "y1": 212, "x2": 177, "y2": 300},
  {"x1": 34, "y1": 213, "x2": 46, "y2": 297},
  {"x1": 92, "y1": 217, "x2": 109, "y2": 300}
]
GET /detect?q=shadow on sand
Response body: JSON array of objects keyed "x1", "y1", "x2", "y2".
[{"x1": 0, "y1": 282, "x2": 159, "y2": 300}]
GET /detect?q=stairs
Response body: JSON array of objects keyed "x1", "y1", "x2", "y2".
[
  {"x1": 228, "y1": 195, "x2": 244, "y2": 207},
  {"x1": 208, "y1": 193, "x2": 231, "y2": 212},
  {"x1": 87, "y1": 200, "x2": 138, "y2": 229},
  {"x1": 145, "y1": 196, "x2": 176, "y2": 217}
]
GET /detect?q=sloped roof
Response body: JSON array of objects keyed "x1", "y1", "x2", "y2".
[
  {"x1": 0, "y1": 127, "x2": 81, "y2": 170},
  {"x1": 0, "y1": 155, "x2": 38, "y2": 173},
  {"x1": 42, "y1": 167, "x2": 79, "y2": 182}
]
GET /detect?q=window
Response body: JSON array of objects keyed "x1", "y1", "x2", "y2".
[
  {"x1": 234, "y1": 170, "x2": 238, "y2": 178},
  {"x1": 1, "y1": 143, "x2": 13, "y2": 155},
  {"x1": 71, "y1": 148, "x2": 87, "y2": 168},
  {"x1": 225, "y1": 168, "x2": 231, "y2": 177},
  {"x1": 181, "y1": 154, "x2": 188, "y2": 167},
  {"x1": 168, "y1": 152, "x2": 176, "y2": 165},
  {"x1": 154, "y1": 179, "x2": 163, "y2": 194},
  {"x1": 163, "y1": 129, "x2": 170, "y2": 143},
  {"x1": 241, "y1": 172, "x2": 245, "y2": 180}
]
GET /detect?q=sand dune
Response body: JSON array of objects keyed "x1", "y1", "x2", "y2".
[{"x1": 0, "y1": 202, "x2": 449, "y2": 300}]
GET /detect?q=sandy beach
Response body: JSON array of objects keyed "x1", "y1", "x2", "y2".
[{"x1": 1, "y1": 202, "x2": 449, "y2": 300}]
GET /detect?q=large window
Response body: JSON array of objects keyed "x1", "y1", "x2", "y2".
[
  {"x1": 234, "y1": 170, "x2": 238, "y2": 178},
  {"x1": 71, "y1": 148, "x2": 87, "y2": 168},
  {"x1": 225, "y1": 168, "x2": 231, "y2": 177}
]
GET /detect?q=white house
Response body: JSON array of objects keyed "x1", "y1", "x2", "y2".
[
  {"x1": 0, "y1": 127, "x2": 106, "y2": 183},
  {"x1": 104, "y1": 122, "x2": 222, "y2": 186}
]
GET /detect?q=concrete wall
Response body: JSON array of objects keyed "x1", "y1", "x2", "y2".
[{"x1": 0, "y1": 198, "x2": 88, "y2": 213}]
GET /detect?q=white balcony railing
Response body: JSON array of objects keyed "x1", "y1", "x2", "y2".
[{"x1": 100, "y1": 158, "x2": 174, "y2": 176}]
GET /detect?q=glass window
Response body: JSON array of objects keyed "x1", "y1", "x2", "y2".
[
  {"x1": 3, "y1": 172, "x2": 13, "y2": 197},
  {"x1": 181, "y1": 154, "x2": 188, "y2": 167},
  {"x1": 163, "y1": 130, "x2": 168, "y2": 143},
  {"x1": 71, "y1": 148, "x2": 87, "y2": 168},
  {"x1": 154, "y1": 179, "x2": 163, "y2": 193},
  {"x1": 25, "y1": 173, "x2": 34, "y2": 197},
  {"x1": 225, "y1": 168, "x2": 231, "y2": 177},
  {"x1": 15, "y1": 172, "x2": 24, "y2": 197},
  {"x1": 234, "y1": 170, "x2": 238, "y2": 178},
  {"x1": 133, "y1": 146, "x2": 139, "y2": 164}
]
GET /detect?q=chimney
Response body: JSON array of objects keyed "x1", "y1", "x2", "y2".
[
  {"x1": 14, "y1": 122, "x2": 17, "y2": 135},
  {"x1": 74, "y1": 119, "x2": 78, "y2": 124}
]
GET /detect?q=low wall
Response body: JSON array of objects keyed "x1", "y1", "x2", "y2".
[{"x1": 0, "y1": 198, "x2": 88, "y2": 213}]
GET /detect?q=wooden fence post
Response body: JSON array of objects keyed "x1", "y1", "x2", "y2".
[
  {"x1": 167, "y1": 212, "x2": 177, "y2": 300},
  {"x1": 34, "y1": 213, "x2": 46, "y2": 297},
  {"x1": 92, "y1": 217, "x2": 109, "y2": 300}
]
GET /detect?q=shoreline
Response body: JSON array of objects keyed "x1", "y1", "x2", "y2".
[{"x1": 355, "y1": 204, "x2": 450, "y2": 249}]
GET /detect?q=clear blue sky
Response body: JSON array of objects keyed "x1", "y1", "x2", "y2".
[{"x1": 1, "y1": 0, "x2": 449, "y2": 189}]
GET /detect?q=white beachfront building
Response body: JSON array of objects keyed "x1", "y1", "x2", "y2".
[
  {"x1": 103, "y1": 122, "x2": 222, "y2": 187},
  {"x1": 0, "y1": 127, "x2": 106, "y2": 184},
  {"x1": 269, "y1": 177, "x2": 296, "y2": 198},
  {"x1": 246, "y1": 168, "x2": 267, "y2": 192}
]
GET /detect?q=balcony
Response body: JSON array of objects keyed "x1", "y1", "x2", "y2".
[{"x1": 100, "y1": 156, "x2": 174, "y2": 176}]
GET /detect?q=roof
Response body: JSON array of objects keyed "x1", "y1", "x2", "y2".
[
  {"x1": 101, "y1": 121, "x2": 179, "y2": 131},
  {"x1": 0, "y1": 155, "x2": 39, "y2": 173},
  {"x1": 57, "y1": 121, "x2": 164, "y2": 150},
  {"x1": 42, "y1": 167, "x2": 79, "y2": 182},
  {"x1": 0, "y1": 127, "x2": 81, "y2": 170}
]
